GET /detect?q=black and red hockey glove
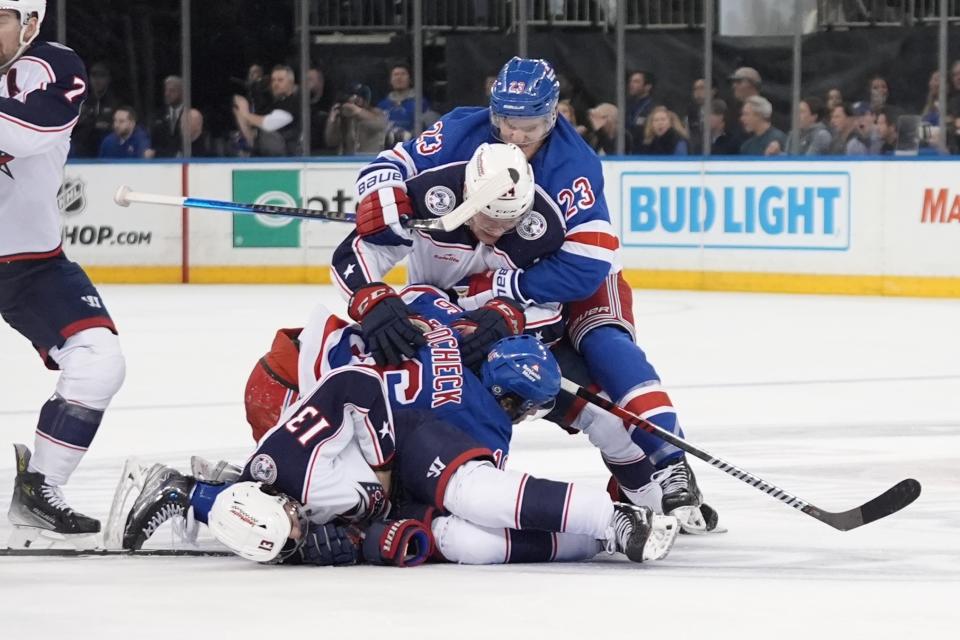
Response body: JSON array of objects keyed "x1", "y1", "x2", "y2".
[
  {"x1": 451, "y1": 297, "x2": 526, "y2": 371},
  {"x1": 356, "y1": 185, "x2": 414, "y2": 247},
  {"x1": 361, "y1": 519, "x2": 431, "y2": 568},
  {"x1": 349, "y1": 283, "x2": 426, "y2": 366}
]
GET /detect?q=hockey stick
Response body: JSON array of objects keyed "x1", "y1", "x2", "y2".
[
  {"x1": 560, "y1": 378, "x2": 922, "y2": 531},
  {"x1": 0, "y1": 548, "x2": 234, "y2": 557},
  {"x1": 113, "y1": 167, "x2": 518, "y2": 233}
]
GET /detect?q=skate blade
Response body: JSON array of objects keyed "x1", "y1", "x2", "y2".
[
  {"x1": 7, "y1": 525, "x2": 101, "y2": 552},
  {"x1": 642, "y1": 515, "x2": 680, "y2": 561},
  {"x1": 670, "y1": 505, "x2": 710, "y2": 534},
  {"x1": 102, "y1": 458, "x2": 149, "y2": 550}
]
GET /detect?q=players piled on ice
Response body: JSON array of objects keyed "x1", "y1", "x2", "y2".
[{"x1": 2, "y1": 1, "x2": 125, "y2": 549}]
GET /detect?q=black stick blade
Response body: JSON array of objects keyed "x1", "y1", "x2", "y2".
[{"x1": 805, "y1": 478, "x2": 922, "y2": 531}]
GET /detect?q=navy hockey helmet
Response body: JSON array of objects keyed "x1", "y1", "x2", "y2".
[
  {"x1": 489, "y1": 57, "x2": 560, "y2": 146},
  {"x1": 481, "y1": 334, "x2": 560, "y2": 420}
]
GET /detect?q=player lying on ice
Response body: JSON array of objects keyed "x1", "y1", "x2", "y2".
[
  {"x1": 112, "y1": 331, "x2": 679, "y2": 566},
  {"x1": 335, "y1": 118, "x2": 719, "y2": 531}
]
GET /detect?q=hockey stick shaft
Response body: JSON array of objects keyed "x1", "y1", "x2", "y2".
[
  {"x1": 113, "y1": 167, "x2": 518, "y2": 233},
  {"x1": 560, "y1": 378, "x2": 921, "y2": 531},
  {"x1": 114, "y1": 185, "x2": 356, "y2": 223}
]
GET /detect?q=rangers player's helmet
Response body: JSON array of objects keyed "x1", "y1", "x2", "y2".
[
  {"x1": 464, "y1": 142, "x2": 535, "y2": 222},
  {"x1": 489, "y1": 57, "x2": 560, "y2": 146},
  {"x1": 481, "y1": 335, "x2": 561, "y2": 420},
  {"x1": 208, "y1": 481, "x2": 307, "y2": 563}
]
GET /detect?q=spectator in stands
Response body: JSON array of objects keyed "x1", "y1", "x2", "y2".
[
  {"x1": 946, "y1": 60, "x2": 960, "y2": 141},
  {"x1": 558, "y1": 99, "x2": 588, "y2": 140},
  {"x1": 787, "y1": 96, "x2": 832, "y2": 155},
  {"x1": 706, "y1": 98, "x2": 738, "y2": 155},
  {"x1": 826, "y1": 87, "x2": 844, "y2": 112},
  {"x1": 325, "y1": 83, "x2": 388, "y2": 155},
  {"x1": 638, "y1": 106, "x2": 688, "y2": 155},
  {"x1": 728, "y1": 66, "x2": 762, "y2": 150},
  {"x1": 483, "y1": 74, "x2": 497, "y2": 101},
  {"x1": 307, "y1": 67, "x2": 330, "y2": 154},
  {"x1": 99, "y1": 106, "x2": 152, "y2": 159},
  {"x1": 149, "y1": 75, "x2": 184, "y2": 158},
  {"x1": 922, "y1": 70, "x2": 941, "y2": 126},
  {"x1": 182, "y1": 108, "x2": 213, "y2": 157},
  {"x1": 625, "y1": 70, "x2": 655, "y2": 138},
  {"x1": 585, "y1": 102, "x2": 629, "y2": 155},
  {"x1": 875, "y1": 106, "x2": 902, "y2": 155},
  {"x1": 686, "y1": 78, "x2": 716, "y2": 154},
  {"x1": 869, "y1": 75, "x2": 890, "y2": 112},
  {"x1": 377, "y1": 63, "x2": 431, "y2": 143},
  {"x1": 853, "y1": 101, "x2": 881, "y2": 154},
  {"x1": 828, "y1": 103, "x2": 868, "y2": 155},
  {"x1": 245, "y1": 63, "x2": 273, "y2": 115},
  {"x1": 71, "y1": 62, "x2": 120, "y2": 157},
  {"x1": 233, "y1": 64, "x2": 302, "y2": 156},
  {"x1": 739, "y1": 96, "x2": 785, "y2": 156}
]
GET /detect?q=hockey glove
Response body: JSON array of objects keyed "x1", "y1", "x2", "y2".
[
  {"x1": 456, "y1": 268, "x2": 528, "y2": 311},
  {"x1": 285, "y1": 522, "x2": 362, "y2": 566},
  {"x1": 349, "y1": 283, "x2": 427, "y2": 366},
  {"x1": 361, "y1": 519, "x2": 431, "y2": 568},
  {"x1": 452, "y1": 297, "x2": 526, "y2": 371},
  {"x1": 356, "y1": 180, "x2": 414, "y2": 247}
]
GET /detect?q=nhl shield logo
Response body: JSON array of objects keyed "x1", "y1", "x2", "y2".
[
  {"x1": 57, "y1": 177, "x2": 87, "y2": 216},
  {"x1": 516, "y1": 211, "x2": 547, "y2": 241},
  {"x1": 250, "y1": 454, "x2": 278, "y2": 484},
  {"x1": 425, "y1": 185, "x2": 456, "y2": 216}
]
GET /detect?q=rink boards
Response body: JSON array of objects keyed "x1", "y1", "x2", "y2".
[{"x1": 61, "y1": 157, "x2": 960, "y2": 296}]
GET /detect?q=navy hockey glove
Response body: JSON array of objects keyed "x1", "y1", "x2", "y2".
[
  {"x1": 283, "y1": 523, "x2": 362, "y2": 566},
  {"x1": 349, "y1": 283, "x2": 426, "y2": 366},
  {"x1": 452, "y1": 297, "x2": 526, "y2": 371},
  {"x1": 361, "y1": 519, "x2": 431, "y2": 568}
]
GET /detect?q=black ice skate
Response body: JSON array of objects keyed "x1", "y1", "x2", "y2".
[
  {"x1": 7, "y1": 443, "x2": 100, "y2": 549},
  {"x1": 122, "y1": 465, "x2": 196, "y2": 550},
  {"x1": 652, "y1": 455, "x2": 712, "y2": 534},
  {"x1": 607, "y1": 503, "x2": 679, "y2": 562}
]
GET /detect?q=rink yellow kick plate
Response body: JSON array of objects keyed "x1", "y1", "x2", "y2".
[{"x1": 82, "y1": 266, "x2": 960, "y2": 299}]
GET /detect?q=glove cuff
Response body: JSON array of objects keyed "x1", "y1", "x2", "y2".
[
  {"x1": 348, "y1": 282, "x2": 397, "y2": 322},
  {"x1": 356, "y1": 167, "x2": 406, "y2": 199},
  {"x1": 361, "y1": 519, "x2": 432, "y2": 567},
  {"x1": 484, "y1": 297, "x2": 526, "y2": 335},
  {"x1": 490, "y1": 268, "x2": 531, "y2": 305}
]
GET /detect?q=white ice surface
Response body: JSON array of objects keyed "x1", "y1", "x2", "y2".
[{"x1": 1, "y1": 286, "x2": 958, "y2": 639}]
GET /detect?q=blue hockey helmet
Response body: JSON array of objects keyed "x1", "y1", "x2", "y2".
[
  {"x1": 481, "y1": 334, "x2": 560, "y2": 421},
  {"x1": 489, "y1": 57, "x2": 560, "y2": 147}
]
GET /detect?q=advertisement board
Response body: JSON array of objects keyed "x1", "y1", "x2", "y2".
[{"x1": 61, "y1": 158, "x2": 959, "y2": 296}]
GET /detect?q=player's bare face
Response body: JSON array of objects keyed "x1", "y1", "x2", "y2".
[
  {"x1": 494, "y1": 116, "x2": 550, "y2": 159},
  {"x1": 0, "y1": 11, "x2": 27, "y2": 67},
  {"x1": 468, "y1": 213, "x2": 518, "y2": 245}
]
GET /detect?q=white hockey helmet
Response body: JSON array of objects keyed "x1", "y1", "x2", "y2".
[
  {"x1": 0, "y1": 0, "x2": 46, "y2": 29},
  {"x1": 0, "y1": 0, "x2": 45, "y2": 69},
  {"x1": 464, "y1": 143, "x2": 535, "y2": 221},
  {"x1": 208, "y1": 481, "x2": 305, "y2": 563}
]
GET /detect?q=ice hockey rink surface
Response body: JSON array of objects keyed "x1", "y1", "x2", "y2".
[{"x1": 1, "y1": 285, "x2": 957, "y2": 639}]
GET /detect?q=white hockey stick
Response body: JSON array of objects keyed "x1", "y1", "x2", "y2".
[{"x1": 113, "y1": 167, "x2": 519, "y2": 233}]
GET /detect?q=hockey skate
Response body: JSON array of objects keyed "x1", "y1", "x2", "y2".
[
  {"x1": 652, "y1": 455, "x2": 715, "y2": 534},
  {"x1": 607, "y1": 503, "x2": 679, "y2": 563},
  {"x1": 121, "y1": 464, "x2": 196, "y2": 551},
  {"x1": 6, "y1": 443, "x2": 100, "y2": 550},
  {"x1": 189, "y1": 455, "x2": 241, "y2": 483}
]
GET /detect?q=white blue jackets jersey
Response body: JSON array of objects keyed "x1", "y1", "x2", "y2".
[
  {"x1": 332, "y1": 157, "x2": 566, "y2": 343},
  {"x1": 0, "y1": 41, "x2": 87, "y2": 261},
  {"x1": 353, "y1": 107, "x2": 621, "y2": 304},
  {"x1": 294, "y1": 287, "x2": 515, "y2": 467}
]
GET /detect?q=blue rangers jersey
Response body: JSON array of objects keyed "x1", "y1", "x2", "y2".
[
  {"x1": 353, "y1": 107, "x2": 621, "y2": 305},
  {"x1": 294, "y1": 286, "x2": 516, "y2": 467},
  {"x1": 0, "y1": 41, "x2": 87, "y2": 260},
  {"x1": 332, "y1": 157, "x2": 566, "y2": 344}
]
